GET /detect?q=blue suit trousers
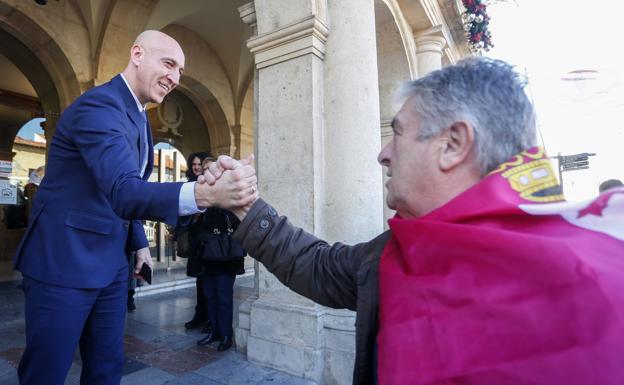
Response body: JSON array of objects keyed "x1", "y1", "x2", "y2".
[{"x1": 18, "y1": 266, "x2": 128, "y2": 385}]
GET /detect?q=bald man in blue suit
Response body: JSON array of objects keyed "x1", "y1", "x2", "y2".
[{"x1": 13, "y1": 30, "x2": 258, "y2": 385}]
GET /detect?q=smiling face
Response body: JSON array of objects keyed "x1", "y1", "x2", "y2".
[
  {"x1": 131, "y1": 34, "x2": 185, "y2": 105},
  {"x1": 191, "y1": 156, "x2": 202, "y2": 177}
]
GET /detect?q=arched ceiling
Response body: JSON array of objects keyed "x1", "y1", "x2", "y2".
[
  {"x1": 71, "y1": 0, "x2": 254, "y2": 101},
  {"x1": 0, "y1": 54, "x2": 36, "y2": 97},
  {"x1": 145, "y1": 0, "x2": 254, "y2": 100},
  {"x1": 73, "y1": 0, "x2": 113, "y2": 57}
]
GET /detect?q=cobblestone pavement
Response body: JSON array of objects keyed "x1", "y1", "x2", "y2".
[{"x1": 0, "y1": 277, "x2": 315, "y2": 385}]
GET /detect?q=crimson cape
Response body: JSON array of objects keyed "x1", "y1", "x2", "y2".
[{"x1": 378, "y1": 147, "x2": 624, "y2": 384}]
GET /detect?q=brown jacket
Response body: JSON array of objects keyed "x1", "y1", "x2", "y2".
[{"x1": 234, "y1": 199, "x2": 391, "y2": 385}]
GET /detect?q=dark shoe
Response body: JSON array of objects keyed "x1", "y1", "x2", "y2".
[
  {"x1": 127, "y1": 298, "x2": 136, "y2": 312},
  {"x1": 201, "y1": 322, "x2": 212, "y2": 334},
  {"x1": 217, "y1": 336, "x2": 233, "y2": 351},
  {"x1": 197, "y1": 333, "x2": 221, "y2": 346},
  {"x1": 185, "y1": 317, "x2": 206, "y2": 330}
]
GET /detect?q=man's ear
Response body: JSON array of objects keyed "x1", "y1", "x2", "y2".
[
  {"x1": 130, "y1": 45, "x2": 144, "y2": 67},
  {"x1": 438, "y1": 121, "x2": 475, "y2": 171}
]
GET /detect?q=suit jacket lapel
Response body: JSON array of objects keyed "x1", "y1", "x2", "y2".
[{"x1": 111, "y1": 75, "x2": 149, "y2": 177}]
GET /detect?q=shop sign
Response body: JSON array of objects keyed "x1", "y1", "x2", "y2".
[
  {"x1": 0, "y1": 160, "x2": 12, "y2": 178},
  {"x1": 0, "y1": 180, "x2": 17, "y2": 205}
]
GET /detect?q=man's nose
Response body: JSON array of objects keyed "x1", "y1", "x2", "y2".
[
  {"x1": 378, "y1": 143, "x2": 390, "y2": 167},
  {"x1": 168, "y1": 71, "x2": 180, "y2": 88}
]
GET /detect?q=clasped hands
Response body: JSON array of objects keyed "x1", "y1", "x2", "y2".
[{"x1": 193, "y1": 154, "x2": 258, "y2": 220}]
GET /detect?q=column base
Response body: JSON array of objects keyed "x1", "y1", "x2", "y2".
[{"x1": 236, "y1": 293, "x2": 357, "y2": 385}]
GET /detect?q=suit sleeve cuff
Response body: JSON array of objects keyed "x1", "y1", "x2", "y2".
[{"x1": 178, "y1": 182, "x2": 205, "y2": 216}]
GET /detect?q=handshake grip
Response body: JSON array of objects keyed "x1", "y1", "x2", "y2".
[{"x1": 194, "y1": 154, "x2": 258, "y2": 220}]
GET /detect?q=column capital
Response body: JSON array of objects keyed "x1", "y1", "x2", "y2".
[
  {"x1": 414, "y1": 25, "x2": 447, "y2": 76},
  {"x1": 247, "y1": 15, "x2": 329, "y2": 69},
  {"x1": 414, "y1": 25, "x2": 447, "y2": 53},
  {"x1": 238, "y1": 2, "x2": 257, "y2": 29}
]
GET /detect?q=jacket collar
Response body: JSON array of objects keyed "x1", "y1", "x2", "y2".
[{"x1": 111, "y1": 74, "x2": 146, "y2": 129}]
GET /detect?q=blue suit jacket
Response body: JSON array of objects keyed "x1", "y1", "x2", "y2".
[{"x1": 14, "y1": 75, "x2": 183, "y2": 288}]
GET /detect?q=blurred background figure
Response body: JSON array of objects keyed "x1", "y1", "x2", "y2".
[
  {"x1": 24, "y1": 166, "x2": 44, "y2": 222},
  {"x1": 196, "y1": 156, "x2": 246, "y2": 351},
  {"x1": 180, "y1": 152, "x2": 211, "y2": 332}
]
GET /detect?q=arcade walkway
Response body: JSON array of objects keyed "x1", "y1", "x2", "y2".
[{"x1": 0, "y1": 275, "x2": 315, "y2": 385}]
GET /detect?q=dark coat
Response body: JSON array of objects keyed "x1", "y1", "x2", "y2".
[
  {"x1": 186, "y1": 207, "x2": 245, "y2": 277},
  {"x1": 234, "y1": 199, "x2": 391, "y2": 385}
]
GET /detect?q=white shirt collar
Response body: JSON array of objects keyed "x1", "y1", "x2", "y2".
[{"x1": 120, "y1": 73, "x2": 146, "y2": 113}]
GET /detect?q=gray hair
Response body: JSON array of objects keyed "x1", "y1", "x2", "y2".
[{"x1": 400, "y1": 57, "x2": 537, "y2": 175}]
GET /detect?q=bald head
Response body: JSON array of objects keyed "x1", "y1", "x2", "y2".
[
  {"x1": 133, "y1": 30, "x2": 182, "y2": 53},
  {"x1": 122, "y1": 30, "x2": 185, "y2": 105}
]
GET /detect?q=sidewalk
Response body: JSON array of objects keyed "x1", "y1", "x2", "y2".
[{"x1": 0, "y1": 277, "x2": 315, "y2": 385}]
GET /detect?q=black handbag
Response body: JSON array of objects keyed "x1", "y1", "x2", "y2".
[
  {"x1": 175, "y1": 226, "x2": 192, "y2": 258},
  {"x1": 199, "y1": 215, "x2": 246, "y2": 261},
  {"x1": 175, "y1": 215, "x2": 200, "y2": 259}
]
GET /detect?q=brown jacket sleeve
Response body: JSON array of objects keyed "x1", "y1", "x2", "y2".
[{"x1": 234, "y1": 199, "x2": 388, "y2": 311}]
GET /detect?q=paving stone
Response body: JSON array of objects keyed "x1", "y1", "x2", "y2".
[
  {"x1": 144, "y1": 295, "x2": 196, "y2": 310},
  {"x1": 124, "y1": 319, "x2": 172, "y2": 342},
  {"x1": 195, "y1": 351, "x2": 275, "y2": 385},
  {"x1": 0, "y1": 370, "x2": 17, "y2": 385},
  {"x1": 120, "y1": 367, "x2": 175, "y2": 385},
  {"x1": 0, "y1": 277, "x2": 314, "y2": 385},
  {"x1": 140, "y1": 346, "x2": 220, "y2": 375},
  {"x1": 255, "y1": 370, "x2": 318, "y2": 385},
  {"x1": 0, "y1": 359, "x2": 13, "y2": 377},
  {"x1": 0, "y1": 348, "x2": 22, "y2": 368},
  {"x1": 128, "y1": 305, "x2": 191, "y2": 330},
  {"x1": 0, "y1": 320, "x2": 25, "y2": 352},
  {"x1": 162, "y1": 373, "x2": 222, "y2": 385},
  {"x1": 150, "y1": 333, "x2": 198, "y2": 352},
  {"x1": 64, "y1": 362, "x2": 82, "y2": 385},
  {"x1": 122, "y1": 357, "x2": 149, "y2": 376},
  {"x1": 124, "y1": 334, "x2": 159, "y2": 357}
]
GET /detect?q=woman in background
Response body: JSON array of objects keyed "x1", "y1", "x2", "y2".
[
  {"x1": 196, "y1": 156, "x2": 246, "y2": 351},
  {"x1": 182, "y1": 152, "x2": 211, "y2": 331}
]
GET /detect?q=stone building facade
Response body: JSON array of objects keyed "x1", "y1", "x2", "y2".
[{"x1": 0, "y1": 0, "x2": 471, "y2": 383}]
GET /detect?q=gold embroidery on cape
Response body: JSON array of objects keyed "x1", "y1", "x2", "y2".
[
  {"x1": 490, "y1": 147, "x2": 546, "y2": 175},
  {"x1": 492, "y1": 148, "x2": 564, "y2": 202}
]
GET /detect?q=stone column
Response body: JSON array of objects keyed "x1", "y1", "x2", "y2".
[
  {"x1": 322, "y1": 0, "x2": 384, "y2": 243},
  {"x1": 243, "y1": 0, "x2": 330, "y2": 377},
  {"x1": 238, "y1": 1, "x2": 382, "y2": 384},
  {"x1": 320, "y1": 3, "x2": 384, "y2": 380},
  {"x1": 414, "y1": 26, "x2": 447, "y2": 76}
]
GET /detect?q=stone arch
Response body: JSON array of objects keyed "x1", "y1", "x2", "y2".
[
  {"x1": 146, "y1": 88, "x2": 211, "y2": 160},
  {"x1": 374, "y1": 0, "x2": 413, "y2": 225},
  {"x1": 0, "y1": 4, "x2": 81, "y2": 111},
  {"x1": 94, "y1": 0, "x2": 157, "y2": 83},
  {"x1": 379, "y1": 0, "x2": 418, "y2": 79},
  {"x1": 176, "y1": 76, "x2": 233, "y2": 157},
  {"x1": 375, "y1": 0, "x2": 412, "y2": 120},
  {"x1": 237, "y1": 73, "x2": 254, "y2": 159},
  {"x1": 161, "y1": 24, "x2": 236, "y2": 130},
  {"x1": 0, "y1": 4, "x2": 82, "y2": 157}
]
